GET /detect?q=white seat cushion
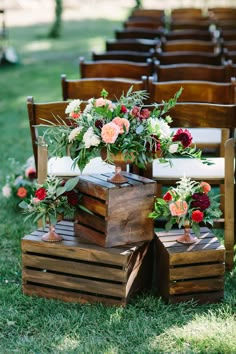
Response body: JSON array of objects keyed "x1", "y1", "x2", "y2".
[
  {"x1": 170, "y1": 128, "x2": 221, "y2": 144},
  {"x1": 47, "y1": 156, "x2": 115, "y2": 176},
  {"x1": 153, "y1": 157, "x2": 224, "y2": 179}
]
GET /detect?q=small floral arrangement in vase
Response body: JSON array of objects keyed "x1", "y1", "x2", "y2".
[
  {"x1": 1, "y1": 157, "x2": 37, "y2": 206},
  {"x1": 19, "y1": 175, "x2": 80, "y2": 242},
  {"x1": 149, "y1": 177, "x2": 222, "y2": 244},
  {"x1": 42, "y1": 87, "x2": 205, "y2": 184}
]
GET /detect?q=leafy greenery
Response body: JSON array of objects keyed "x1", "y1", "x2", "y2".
[{"x1": 0, "y1": 4, "x2": 235, "y2": 354}]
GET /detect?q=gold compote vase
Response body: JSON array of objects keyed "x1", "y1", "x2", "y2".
[
  {"x1": 101, "y1": 149, "x2": 135, "y2": 184},
  {"x1": 176, "y1": 220, "x2": 198, "y2": 244}
]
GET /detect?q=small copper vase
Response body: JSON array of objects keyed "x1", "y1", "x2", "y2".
[
  {"x1": 41, "y1": 223, "x2": 63, "y2": 242},
  {"x1": 176, "y1": 221, "x2": 198, "y2": 244}
]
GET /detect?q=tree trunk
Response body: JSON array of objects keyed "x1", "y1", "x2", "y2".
[{"x1": 48, "y1": 0, "x2": 63, "y2": 38}]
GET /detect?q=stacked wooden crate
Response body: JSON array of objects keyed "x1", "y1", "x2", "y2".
[{"x1": 22, "y1": 172, "x2": 156, "y2": 306}]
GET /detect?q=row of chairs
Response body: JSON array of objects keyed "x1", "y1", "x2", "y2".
[
  {"x1": 79, "y1": 57, "x2": 236, "y2": 82},
  {"x1": 127, "y1": 6, "x2": 236, "y2": 31}
]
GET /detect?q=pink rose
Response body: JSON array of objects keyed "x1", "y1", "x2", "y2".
[
  {"x1": 101, "y1": 122, "x2": 120, "y2": 143},
  {"x1": 200, "y1": 181, "x2": 211, "y2": 194},
  {"x1": 169, "y1": 200, "x2": 188, "y2": 216},
  {"x1": 32, "y1": 197, "x2": 41, "y2": 204},
  {"x1": 112, "y1": 117, "x2": 130, "y2": 134},
  {"x1": 95, "y1": 98, "x2": 113, "y2": 110}
]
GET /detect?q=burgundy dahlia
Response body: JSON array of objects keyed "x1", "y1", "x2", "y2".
[
  {"x1": 172, "y1": 128, "x2": 192, "y2": 148},
  {"x1": 64, "y1": 190, "x2": 79, "y2": 206},
  {"x1": 191, "y1": 192, "x2": 210, "y2": 211},
  {"x1": 95, "y1": 119, "x2": 103, "y2": 129}
]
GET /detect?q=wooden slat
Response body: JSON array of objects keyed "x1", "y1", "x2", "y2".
[
  {"x1": 169, "y1": 291, "x2": 224, "y2": 304},
  {"x1": 22, "y1": 239, "x2": 135, "y2": 266},
  {"x1": 23, "y1": 284, "x2": 126, "y2": 306},
  {"x1": 76, "y1": 224, "x2": 106, "y2": 247},
  {"x1": 169, "y1": 249, "x2": 225, "y2": 265},
  {"x1": 22, "y1": 254, "x2": 127, "y2": 282},
  {"x1": 22, "y1": 268, "x2": 125, "y2": 297},
  {"x1": 76, "y1": 210, "x2": 105, "y2": 233},
  {"x1": 81, "y1": 195, "x2": 106, "y2": 216},
  {"x1": 169, "y1": 277, "x2": 224, "y2": 295},
  {"x1": 170, "y1": 263, "x2": 225, "y2": 280}
]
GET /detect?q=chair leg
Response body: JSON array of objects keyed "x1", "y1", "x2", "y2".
[{"x1": 224, "y1": 138, "x2": 235, "y2": 271}]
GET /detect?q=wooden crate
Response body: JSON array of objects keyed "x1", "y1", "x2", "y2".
[
  {"x1": 22, "y1": 221, "x2": 153, "y2": 306},
  {"x1": 74, "y1": 172, "x2": 156, "y2": 247},
  {"x1": 154, "y1": 227, "x2": 225, "y2": 304}
]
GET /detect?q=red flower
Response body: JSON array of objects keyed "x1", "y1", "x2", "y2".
[
  {"x1": 172, "y1": 128, "x2": 192, "y2": 148},
  {"x1": 35, "y1": 187, "x2": 47, "y2": 200},
  {"x1": 163, "y1": 191, "x2": 172, "y2": 201},
  {"x1": 191, "y1": 192, "x2": 210, "y2": 211},
  {"x1": 64, "y1": 190, "x2": 78, "y2": 206},
  {"x1": 17, "y1": 187, "x2": 28, "y2": 198},
  {"x1": 191, "y1": 210, "x2": 204, "y2": 223},
  {"x1": 120, "y1": 105, "x2": 128, "y2": 113}
]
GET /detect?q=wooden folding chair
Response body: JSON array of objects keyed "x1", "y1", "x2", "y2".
[
  {"x1": 161, "y1": 39, "x2": 220, "y2": 53},
  {"x1": 92, "y1": 49, "x2": 155, "y2": 63},
  {"x1": 79, "y1": 57, "x2": 153, "y2": 80},
  {"x1": 156, "y1": 49, "x2": 223, "y2": 65},
  {"x1": 61, "y1": 75, "x2": 148, "y2": 102},
  {"x1": 136, "y1": 101, "x2": 236, "y2": 270},
  {"x1": 105, "y1": 38, "x2": 160, "y2": 53},
  {"x1": 162, "y1": 29, "x2": 214, "y2": 41},
  {"x1": 115, "y1": 28, "x2": 163, "y2": 40},
  {"x1": 154, "y1": 60, "x2": 233, "y2": 82},
  {"x1": 148, "y1": 77, "x2": 236, "y2": 156},
  {"x1": 27, "y1": 97, "x2": 115, "y2": 185}
]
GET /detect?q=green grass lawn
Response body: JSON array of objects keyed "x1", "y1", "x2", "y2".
[{"x1": 0, "y1": 4, "x2": 236, "y2": 353}]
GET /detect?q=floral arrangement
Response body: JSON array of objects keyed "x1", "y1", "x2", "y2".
[
  {"x1": 149, "y1": 176, "x2": 222, "y2": 236},
  {"x1": 1, "y1": 157, "x2": 37, "y2": 204},
  {"x1": 42, "y1": 87, "x2": 204, "y2": 172},
  {"x1": 19, "y1": 175, "x2": 81, "y2": 227}
]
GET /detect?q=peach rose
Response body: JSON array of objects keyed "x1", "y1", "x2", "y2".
[
  {"x1": 200, "y1": 181, "x2": 211, "y2": 194},
  {"x1": 101, "y1": 122, "x2": 120, "y2": 143},
  {"x1": 112, "y1": 117, "x2": 130, "y2": 134},
  {"x1": 17, "y1": 187, "x2": 28, "y2": 198},
  {"x1": 169, "y1": 200, "x2": 188, "y2": 216}
]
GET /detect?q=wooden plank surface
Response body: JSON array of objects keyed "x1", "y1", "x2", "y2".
[
  {"x1": 169, "y1": 263, "x2": 225, "y2": 280},
  {"x1": 169, "y1": 277, "x2": 224, "y2": 295},
  {"x1": 22, "y1": 268, "x2": 126, "y2": 297},
  {"x1": 23, "y1": 284, "x2": 126, "y2": 306},
  {"x1": 22, "y1": 254, "x2": 127, "y2": 282}
]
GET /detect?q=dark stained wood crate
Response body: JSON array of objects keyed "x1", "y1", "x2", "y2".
[
  {"x1": 154, "y1": 227, "x2": 225, "y2": 304},
  {"x1": 22, "y1": 221, "x2": 153, "y2": 306},
  {"x1": 74, "y1": 172, "x2": 156, "y2": 247}
]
